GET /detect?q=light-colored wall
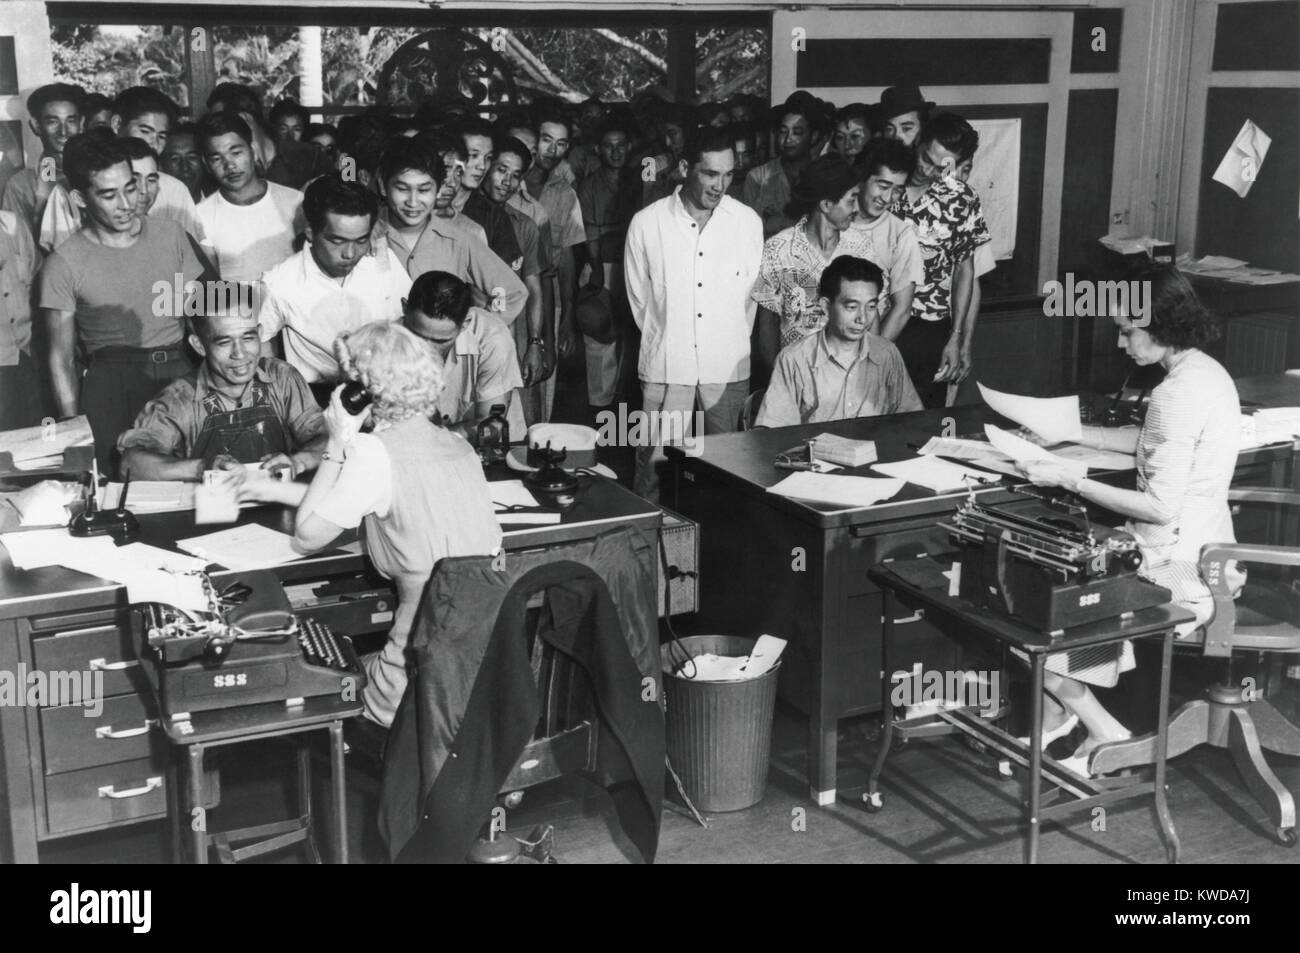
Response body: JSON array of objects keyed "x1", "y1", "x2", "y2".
[{"x1": 1, "y1": 1, "x2": 56, "y2": 167}]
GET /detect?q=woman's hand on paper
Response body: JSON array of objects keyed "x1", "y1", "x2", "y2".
[{"x1": 1020, "y1": 458, "x2": 1084, "y2": 493}]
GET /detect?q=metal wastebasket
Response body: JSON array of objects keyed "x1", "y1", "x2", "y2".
[{"x1": 661, "y1": 635, "x2": 780, "y2": 812}]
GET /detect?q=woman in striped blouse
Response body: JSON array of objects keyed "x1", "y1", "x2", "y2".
[{"x1": 1021, "y1": 265, "x2": 1241, "y2": 776}]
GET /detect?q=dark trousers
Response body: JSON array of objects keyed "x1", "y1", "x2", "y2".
[
  {"x1": 83, "y1": 345, "x2": 194, "y2": 475},
  {"x1": 0, "y1": 351, "x2": 42, "y2": 431},
  {"x1": 895, "y1": 316, "x2": 952, "y2": 409}
]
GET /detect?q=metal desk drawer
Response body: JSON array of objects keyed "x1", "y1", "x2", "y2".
[
  {"x1": 30, "y1": 618, "x2": 148, "y2": 700},
  {"x1": 45, "y1": 758, "x2": 168, "y2": 835},
  {"x1": 40, "y1": 693, "x2": 162, "y2": 775}
]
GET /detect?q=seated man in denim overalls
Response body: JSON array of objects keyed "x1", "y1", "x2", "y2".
[{"x1": 118, "y1": 307, "x2": 327, "y2": 483}]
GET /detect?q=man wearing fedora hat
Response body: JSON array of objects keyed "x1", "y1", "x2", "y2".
[
  {"x1": 877, "y1": 85, "x2": 935, "y2": 149},
  {"x1": 752, "y1": 156, "x2": 878, "y2": 373},
  {"x1": 742, "y1": 91, "x2": 832, "y2": 238}
]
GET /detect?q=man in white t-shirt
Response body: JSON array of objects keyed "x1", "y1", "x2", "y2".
[
  {"x1": 258, "y1": 175, "x2": 411, "y2": 404},
  {"x1": 196, "y1": 111, "x2": 304, "y2": 284}
]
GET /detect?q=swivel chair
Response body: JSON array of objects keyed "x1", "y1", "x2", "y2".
[{"x1": 1089, "y1": 488, "x2": 1300, "y2": 846}]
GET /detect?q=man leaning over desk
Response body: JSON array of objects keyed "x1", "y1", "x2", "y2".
[{"x1": 117, "y1": 307, "x2": 327, "y2": 482}]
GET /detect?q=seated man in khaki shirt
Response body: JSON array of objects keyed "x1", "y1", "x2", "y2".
[{"x1": 756, "y1": 256, "x2": 921, "y2": 428}]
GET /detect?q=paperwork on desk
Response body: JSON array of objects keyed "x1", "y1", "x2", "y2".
[
  {"x1": 978, "y1": 383, "x2": 1082, "y2": 444},
  {"x1": 871, "y1": 456, "x2": 995, "y2": 493},
  {"x1": 986, "y1": 424, "x2": 1087, "y2": 483},
  {"x1": 0, "y1": 416, "x2": 93, "y2": 470},
  {"x1": 490, "y1": 479, "x2": 563, "y2": 525},
  {"x1": 916, "y1": 438, "x2": 1023, "y2": 478},
  {"x1": 177, "y1": 524, "x2": 306, "y2": 571},
  {"x1": 1, "y1": 530, "x2": 204, "y2": 575},
  {"x1": 1178, "y1": 253, "x2": 1300, "y2": 286},
  {"x1": 767, "y1": 472, "x2": 904, "y2": 509},
  {"x1": 1242, "y1": 408, "x2": 1300, "y2": 448},
  {"x1": 100, "y1": 480, "x2": 196, "y2": 514}
]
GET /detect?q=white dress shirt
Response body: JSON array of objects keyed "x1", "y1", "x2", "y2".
[
  {"x1": 257, "y1": 244, "x2": 412, "y2": 382},
  {"x1": 624, "y1": 189, "x2": 763, "y2": 385}
]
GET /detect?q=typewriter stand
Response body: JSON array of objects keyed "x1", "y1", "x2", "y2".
[
  {"x1": 163, "y1": 696, "x2": 363, "y2": 864},
  {"x1": 864, "y1": 559, "x2": 1195, "y2": 864}
]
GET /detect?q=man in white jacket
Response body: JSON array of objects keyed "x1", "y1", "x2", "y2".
[{"x1": 624, "y1": 127, "x2": 763, "y2": 501}]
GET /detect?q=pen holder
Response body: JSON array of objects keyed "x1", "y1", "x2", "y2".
[{"x1": 68, "y1": 507, "x2": 140, "y2": 543}]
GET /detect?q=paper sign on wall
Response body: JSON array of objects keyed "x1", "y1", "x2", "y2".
[{"x1": 1212, "y1": 119, "x2": 1271, "y2": 199}]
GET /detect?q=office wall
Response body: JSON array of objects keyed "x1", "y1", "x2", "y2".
[
  {"x1": 0, "y1": 2, "x2": 55, "y2": 172},
  {"x1": 1182, "y1": 0, "x2": 1299, "y2": 271}
]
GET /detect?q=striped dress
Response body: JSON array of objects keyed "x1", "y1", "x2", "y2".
[{"x1": 1047, "y1": 349, "x2": 1239, "y2": 686}]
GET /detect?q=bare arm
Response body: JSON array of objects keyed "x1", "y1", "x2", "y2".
[
  {"x1": 43, "y1": 308, "x2": 79, "y2": 417},
  {"x1": 120, "y1": 449, "x2": 204, "y2": 482},
  {"x1": 880, "y1": 284, "x2": 914, "y2": 341},
  {"x1": 756, "y1": 305, "x2": 781, "y2": 375}
]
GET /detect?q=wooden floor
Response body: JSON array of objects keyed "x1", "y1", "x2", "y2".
[{"x1": 41, "y1": 684, "x2": 1300, "y2": 865}]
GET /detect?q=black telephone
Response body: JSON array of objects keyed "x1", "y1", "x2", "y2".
[{"x1": 340, "y1": 379, "x2": 373, "y2": 415}]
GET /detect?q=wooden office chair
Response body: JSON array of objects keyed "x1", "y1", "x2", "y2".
[
  {"x1": 1090, "y1": 487, "x2": 1300, "y2": 846},
  {"x1": 740, "y1": 388, "x2": 766, "y2": 431}
]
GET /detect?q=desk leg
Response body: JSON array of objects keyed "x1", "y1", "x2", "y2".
[
  {"x1": 330, "y1": 721, "x2": 348, "y2": 865},
  {"x1": 1027, "y1": 656, "x2": 1045, "y2": 865},
  {"x1": 1153, "y1": 630, "x2": 1181, "y2": 864},
  {"x1": 188, "y1": 745, "x2": 207, "y2": 865},
  {"x1": 864, "y1": 590, "x2": 894, "y2": 810}
]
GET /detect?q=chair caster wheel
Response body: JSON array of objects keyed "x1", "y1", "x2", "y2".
[
  {"x1": 861, "y1": 791, "x2": 884, "y2": 813},
  {"x1": 1278, "y1": 827, "x2": 1297, "y2": 847},
  {"x1": 891, "y1": 733, "x2": 908, "y2": 752},
  {"x1": 997, "y1": 759, "x2": 1013, "y2": 778}
]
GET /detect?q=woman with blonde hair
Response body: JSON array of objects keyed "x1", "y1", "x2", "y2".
[{"x1": 246, "y1": 320, "x2": 502, "y2": 726}]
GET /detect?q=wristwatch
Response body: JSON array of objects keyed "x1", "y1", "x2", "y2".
[{"x1": 528, "y1": 336, "x2": 545, "y2": 347}]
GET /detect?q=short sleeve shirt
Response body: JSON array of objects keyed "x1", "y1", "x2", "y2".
[
  {"x1": 0, "y1": 210, "x2": 37, "y2": 364},
  {"x1": 891, "y1": 174, "x2": 991, "y2": 323},
  {"x1": 846, "y1": 211, "x2": 925, "y2": 304},
  {"x1": 37, "y1": 218, "x2": 203, "y2": 351},
  {"x1": 432, "y1": 308, "x2": 525, "y2": 425},
  {"x1": 752, "y1": 217, "x2": 882, "y2": 348},
  {"x1": 755, "y1": 330, "x2": 923, "y2": 428}
]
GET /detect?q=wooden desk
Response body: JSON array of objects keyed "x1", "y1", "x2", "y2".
[
  {"x1": 0, "y1": 472, "x2": 661, "y2": 863},
  {"x1": 666, "y1": 379, "x2": 1300, "y2": 805}
]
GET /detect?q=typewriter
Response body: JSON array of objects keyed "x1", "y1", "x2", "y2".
[
  {"x1": 941, "y1": 488, "x2": 1171, "y2": 633},
  {"x1": 135, "y1": 570, "x2": 366, "y2": 719}
]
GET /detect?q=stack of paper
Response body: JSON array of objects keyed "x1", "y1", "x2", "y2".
[
  {"x1": 872, "y1": 456, "x2": 995, "y2": 493},
  {"x1": 767, "y1": 472, "x2": 904, "y2": 509},
  {"x1": 0, "y1": 416, "x2": 93, "y2": 470},
  {"x1": 100, "y1": 481, "x2": 197, "y2": 514},
  {"x1": 809, "y1": 433, "x2": 877, "y2": 467}
]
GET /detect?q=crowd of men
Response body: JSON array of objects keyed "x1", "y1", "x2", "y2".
[{"x1": 0, "y1": 77, "x2": 992, "y2": 501}]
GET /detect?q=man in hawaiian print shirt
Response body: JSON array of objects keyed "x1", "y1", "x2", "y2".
[
  {"x1": 751, "y1": 157, "x2": 875, "y2": 379},
  {"x1": 884, "y1": 113, "x2": 990, "y2": 408}
]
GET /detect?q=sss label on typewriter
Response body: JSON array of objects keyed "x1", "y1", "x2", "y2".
[{"x1": 135, "y1": 571, "x2": 366, "y2": 717}]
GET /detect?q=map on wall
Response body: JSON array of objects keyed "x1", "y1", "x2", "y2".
[
  {"x1": 967, "y1": 117, "x2": 1020, "y2": 261},
  {"x1": 0, "y1": 37, "x2": 16, "y2": 96}
]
